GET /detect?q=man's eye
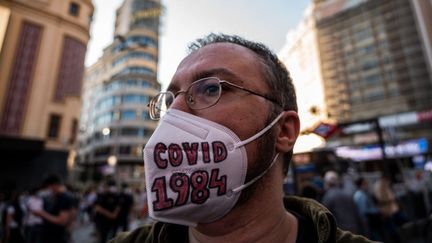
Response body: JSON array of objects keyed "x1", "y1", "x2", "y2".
[
  {"x1": 204, "y1": 84, "x2": 219, "y2": 95},
  {"x1": 196, "y1": 83, "x2": 219, "y2": 96}
]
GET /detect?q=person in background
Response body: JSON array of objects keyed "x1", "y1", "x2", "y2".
[
  {"x1": 94, "y1": 180, "x2": 120, "y2": 243},
  {"x1": 407, "y1": 170, "x2": 429, "y2": 219},
  {"x1": 80, "y1": 186, "x2": 97, "y2": 225},
  {"x1": 353, "y1": 177, "x2": 382, "y2": 241},
  {"x1": 322, "y1": 171, "x2": 364, "y2": 235},
  {"x1": 111, "y1": 33, "x2": 376, "y2": 243},
  {"x1": 31, "y1": 174, "x2": 72, "y2": 243},
  {"x1": 373, "y1": 175, "x2": 407, "y2": 243},
  {"x1": 300, "y1": 183, "x2": 320, "y2": 201},
  {"x1": 2, "y1": 190, "x2": 24, "y2": 243},
  {"x1": 116, "y1": 183, "x2": 134, "y2": 233},
  {"x1": 23, "y1": 187, "x2": 43, "y2": 243},
  {"x1": 0, "y1": 192, "x2": 5, "y2": 243}
]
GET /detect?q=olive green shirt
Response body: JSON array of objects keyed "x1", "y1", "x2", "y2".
[{"x1": 110, "y1": 196, "x2": 378, "y2": 243}]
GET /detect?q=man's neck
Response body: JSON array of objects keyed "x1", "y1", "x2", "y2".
[
  {"x1": 189, "y1": 211, "x2": 297, "y2": 243},
  {"x1": 188, "y1": 169, "x2": 298, "y2": 243}
]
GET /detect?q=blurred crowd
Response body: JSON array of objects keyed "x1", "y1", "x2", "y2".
[
  {"x1": 292, "y1": 169, "x2": 432, "y2": 243},
  {"x1": 1, "y1": 169, "x2": 432, "y2": 243},
  {"x1": 0, "y1": 175, "x2": 150, "y2": 243}
]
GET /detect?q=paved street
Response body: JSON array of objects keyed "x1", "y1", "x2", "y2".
[{"x1": 71, "y1": 223, "x2": 97, "y2": 243}]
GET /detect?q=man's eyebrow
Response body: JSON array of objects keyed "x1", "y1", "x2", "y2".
[
  {"x1": 167, "y1": 68, "x2": 243, "y2": 92},
  {"x1": 192, "y1": 68, "x2": 243, "y2": 84}
]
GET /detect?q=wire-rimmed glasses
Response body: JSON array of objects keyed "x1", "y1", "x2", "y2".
[{"x1": 148, "y1": 77, "x2": 279, "y2": 120}]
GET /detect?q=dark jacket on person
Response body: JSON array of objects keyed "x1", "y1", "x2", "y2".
[{"x1": 109, "y1": 196, "x2": 377, "y2": 243}]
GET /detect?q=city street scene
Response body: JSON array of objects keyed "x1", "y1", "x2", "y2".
[{"x1": 0, "y1": 0, "x2": 431, "y2": 242}]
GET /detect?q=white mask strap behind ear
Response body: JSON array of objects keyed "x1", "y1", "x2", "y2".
[
  {"x1": 234, "y1": 112, "x2": 285, "y2": 149},
  {"x1": 232, "y1": 153, "x2": 280, "y2": 193}
]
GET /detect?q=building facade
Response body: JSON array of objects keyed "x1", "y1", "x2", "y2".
[
  {"x1": 0, "y1": 0, "x2": 93, "y2": 189},
  {"x1": 314, "y1": 0, "x2": 432, "y2": 164},
  {"x1": 76, "y1": 0, "x2": 161, "y2": 184},
  {"x1": 279, "y1": 4, "x2": 327, "y2": 153}
]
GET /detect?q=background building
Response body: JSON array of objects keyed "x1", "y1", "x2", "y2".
[
  {"x1": 314, "y1": 0, "x2": 432, "y2": 168},
  {"x1": 279, "y1": 4, "x2": 327, "y2": 154},
  {"x1": 76, "y1": 0, "x2": 161, "y2": 184},
  {"x1": 0, "y1": 0, "x2": 93, "y2": 189}
]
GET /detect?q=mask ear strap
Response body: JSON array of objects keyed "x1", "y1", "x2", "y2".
[
  {"x1": 232, "y1": 153, "x2": 280, "y2": 193},
  {"x1": 234, "y1": 112, "x2": 285, "y2": 149}
]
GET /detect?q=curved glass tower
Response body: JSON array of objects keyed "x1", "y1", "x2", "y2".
[{"x1": 77, "y1": 0, "x2": 161, "y2": 184}]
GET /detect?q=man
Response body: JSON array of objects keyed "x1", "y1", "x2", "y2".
[
  {"x1": 353, "y1": 177, "x2": 382, "y2": 241},
  {"x1": 111, "y1": 33, "x2": 375, "y2": 243},
  {"x1": 116, "y1": 183, "x2": 134, "y2": 232},
  {"x1": 32, "y1": 174, "x2": 72, "y2": 243},
  {"x1": 23, "y1": 187, "x2": 44, "y2": 243},
  {"x1": 94, "y1": 180, "x2": 121, "y2": 243},
  {"x1": 322, "y1": 171, "x2": 364, "y2": 235}
]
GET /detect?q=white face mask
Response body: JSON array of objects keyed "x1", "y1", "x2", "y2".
[{"x1": 143, "y1": 109, "x2": 283, "y2": 226}]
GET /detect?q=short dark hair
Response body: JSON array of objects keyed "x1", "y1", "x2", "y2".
[
  {"x1": 355, "y1": 177, "x2": 365, "y2": 188},
  {"x1": 188, "y1": 33, "x2": 298, "y2": 113},
  {"x1": 42, "y1": 174, "x2": 62, "y2": 187},
  {"x1": 188, "y1": 33, "x2": 298, "y2": 166}
]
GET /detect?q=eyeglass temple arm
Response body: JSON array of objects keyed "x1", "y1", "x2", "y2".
[{"x1": 221, "y1": 81, "x2": 279, "y2": 105}]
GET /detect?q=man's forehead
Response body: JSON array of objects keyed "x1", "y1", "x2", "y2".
[
  {"x1": 169, "y1": 43, "x2": 264, "y2": 89},
  {"x1": 182, "y1": 42, "x2": 258, "y2": 64}
]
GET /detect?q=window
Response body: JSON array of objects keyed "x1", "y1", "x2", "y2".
[
  {"x1": 117, "y1": 66, "x2": 155, "y2": 76},
  {"x1": 122, "y1": 94, "x2": 148, "y2": 104},
  {"x1": 69, "y1": 118, "x2": 78, "y2": 144},
  {"x1": 111, "y1": 36, "x2": 158, "y2": 53},
  {"x1": 94, "y1": 146, "x2": 111, "y2": 156},
  {"x1": 119, "y1": 145, "x2": 131, "y2": 155},
  {"x1": 120, "y1": 127, "x2": 139, "y2": 136},
  {"x1": 47, "y1": 114, "x2": 62, "y2": 138},
  {"x1": 0, "y1": 22, "x2": 42, "y2": 135},
  {"x1": 69, "y1": 2, "x2": 80, "y2": 16},
  {"x1": 95, "y1": 112, "x2": 114, "y2": 125},
  {"x1": 112, "y1": 52, "x2": 156, "y2": 67},
  {"x1": 122, "y1": 94, "x2": 141, "y2": 104},
  {"x1": 54, "y1": 36, "x2": 86, "y2": 101},
  {"x1": 121, "y1": 110, "x2": 137, "y2": 120}
]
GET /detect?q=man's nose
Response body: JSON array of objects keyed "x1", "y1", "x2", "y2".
[{"x1": 169, "y1": 93, "x2": 192, "y2": 113}]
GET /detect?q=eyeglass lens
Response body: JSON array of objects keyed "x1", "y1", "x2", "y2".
[
  {"x1": 188, "y1": 78, "x2": 221, "y2": 109},
  {"x1": 149, "y1": 92, "x2": 174, "y2": 119},
  {"x1": 149, "y1": 78, "x2": 223, "y2": 120}
]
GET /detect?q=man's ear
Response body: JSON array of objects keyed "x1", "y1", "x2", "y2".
[{"x1": 275, "y1": 111, "x2": 300, "y2": 153}]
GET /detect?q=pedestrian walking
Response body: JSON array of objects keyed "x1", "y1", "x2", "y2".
[
  {"x1": 354, "y1": 177, "x2": 383, "y2": 241},
  {"x1": 32, "y1": 174, "x2": 73, "y2": 243},
  {"x1": 322, "y1": 171, "x2": 364, "y2": 235},
  {"x1": 93, "y1": 180, "x2": 120, "y2": 243},
  {"x1": 23, "y1": 187, "x2": 43, "y2": 243},
  {"x1": 2, "y1": 190, "x2": 24, "y2": 243}
]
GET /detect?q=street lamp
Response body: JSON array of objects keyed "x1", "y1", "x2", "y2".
[
  {"x1": 102, "y1": 127, "x2": 110, "y2": 136},
  {"x1": 107, "y1": 155, "x2": 117, "y2": 167}
]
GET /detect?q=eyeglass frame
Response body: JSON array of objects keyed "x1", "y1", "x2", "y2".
[{"x1": 148, "y1": 77, "x2": 281, "y2": 120}]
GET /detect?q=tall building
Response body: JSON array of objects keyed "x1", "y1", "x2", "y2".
[
  {"x1": 0, "y1": 0, "x2": 93, "y2": 189},
  {"x1": 314, "y1": 0, "x2": 432, "y2": 162},
  {"x1": 76, "y1": 0, "x2": 161, "y2": 184},
  {"x1": 279, "y1": 4, "x2": 327, "y2": 153}
]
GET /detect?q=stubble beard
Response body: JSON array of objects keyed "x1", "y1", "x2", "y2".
[{"x1": 233, "y1": 126, "x2": 277, "y2": 208}]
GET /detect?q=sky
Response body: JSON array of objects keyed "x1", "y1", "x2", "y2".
[{"x1": 85, "y1": 0, "x2": 311, "y2": 89}]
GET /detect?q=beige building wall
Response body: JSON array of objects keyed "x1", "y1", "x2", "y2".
[
  {"x1": 279, "y1": 4, "x2": 327, "y2": 153},
  {"x1": 412, "y1": 0, "x2": 432, "y2": 78},
  {"x1": 0, "y1": 0, "x2": 93, "y2": 150}
]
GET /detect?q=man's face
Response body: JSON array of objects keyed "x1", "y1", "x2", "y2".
[{"x1": 168, "y1": 43, "x2": 275, "y2": 174}]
